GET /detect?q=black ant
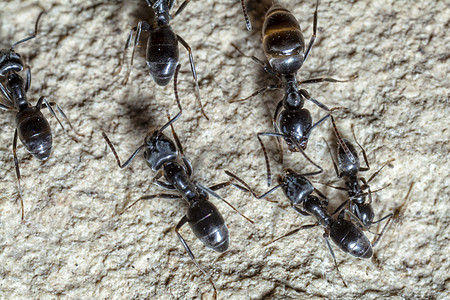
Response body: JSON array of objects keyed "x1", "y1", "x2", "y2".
[
  {"x1": 0, "y1": 12, "x2": 72, "y2": 219},
  {"x1": 102, "y1": 65, "x2": 252, "y2": 299},
  {"x1": 233, "y1": 0, "x2": 350, "y2": 185},
  {"x1": 325, "y1": 116, "x2": 394, "y2": 247},
  {"x1": 121, "y1": 0, "x2": 208, "y2": 119},
  {"x1": 226, "y1": 168, "x2": 379, "y2": 287}
]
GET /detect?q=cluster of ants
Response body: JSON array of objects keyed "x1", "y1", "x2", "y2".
[{"x1": 0, "y1": 1, "x2": 411, "y2": 298}]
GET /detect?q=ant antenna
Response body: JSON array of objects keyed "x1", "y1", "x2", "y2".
[
  {"x1": 11, "y1": 11, "x2": 44, "y2": 50},
  {"x1": 240, "y1": 0, "x2": 252, "y2": 31}
]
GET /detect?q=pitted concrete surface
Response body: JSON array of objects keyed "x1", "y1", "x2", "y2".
[{"x1": 0, "y1": 0, "x2": 448, "y2": 299}]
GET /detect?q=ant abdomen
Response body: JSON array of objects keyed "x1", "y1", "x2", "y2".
[
  {"x1": 187, "y1": 200, "x2": 230, "y2": 253},
  {"x1": 330, "y1": 218, "x2": 373, "y2": 258},
  {"x1": 16, "y1": 107, "x2": 52, "y2": 160},
  {"x1": 146, "y1": 27, "x2": 179, "y2": 86},
  {"x1": 262, "y1": 5, "x2": 305, "y2": 75}
]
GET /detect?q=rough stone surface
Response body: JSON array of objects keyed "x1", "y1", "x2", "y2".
[{"x1": 0, "y1": 0, "x2": 448, "y2": 299}]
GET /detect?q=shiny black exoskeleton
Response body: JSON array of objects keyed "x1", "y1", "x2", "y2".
[
  {"x1": 226, "y1": 168, "x2": 376, "y2": 286},
  {"x1": 0, "y1": 12, "x2": 69, "y2": 219},
  {"x1": 234, "y1": 1, "x2": 346, "y2": 185},
  {"x1": 102, "y1": 66, "x2": 249, "y2": 298},
  {"x1": 122, "y1": 0, "x2": 207, "y2": 119},
  {"x1": 326, "y1": 122, "x2": 394, "y2": 246}
]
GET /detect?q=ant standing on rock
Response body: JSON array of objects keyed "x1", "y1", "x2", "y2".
[
  {"x1": 233, "y1": 1, "x2": 350, "y2": 185},
  {"x1": 120, "y1": 0, "x2": 208, "y2": 119},
  {"x1": 0, "y1": 11, "x2": 72, "y2": 219},
  {"x1": 102, "y1": 65, "x2": 252, "y2": 299}
]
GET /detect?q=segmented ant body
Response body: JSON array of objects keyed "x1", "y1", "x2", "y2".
[
  {"x1": 234, "y1": 1, "x2": 348, "y2": 185},
  {"x1": 102, "y1": 66, "x2": 251, "y2": 298},
  {"x1": 327, "y1": 120, "x2": 394, "y2": 246},
  {"x1": 227, "y1": 168, "x2": 377, "y2": 287},
  {"x1": 122, "y1": 0, "x2": 207, "y2": 119},
  {"x1": 0, "y1": 12, "x2": 71, "y2": 219}
]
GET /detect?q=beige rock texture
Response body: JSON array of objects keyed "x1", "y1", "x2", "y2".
[{"x1": 0, "y1": 0, "x2": 448, "y2": 299}]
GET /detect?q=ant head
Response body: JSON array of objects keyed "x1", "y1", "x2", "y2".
[
  {"x1": 337, "y1": 139, "x2": 360, "y2": 176},
  {"x1": 280, "y1": 169, "x2": 314, "y2": 205},
  {"x1": 143, "y1": 130, "x2": 178, "y2": 171},
  {"x1": 0, "y1": 49, "x2": 24, "y2": 76},
  {"x1": 16, "y1": 107, "x2": 52, "y2": 160},
  {"x1": 277, "y1": 109, "x2": 312, "y2": 152}
]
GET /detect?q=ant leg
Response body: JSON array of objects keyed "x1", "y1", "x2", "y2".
[
  {"x1": 46, "y1": 101, "x2": 75, "y2": 131},
  {"x1": 323, "y1": 232, "x2": 348, "y2": 288},
  {"x1": 298, "y1": 77, "x2": 348, "y2": 85},
  {"x1": 13, "y1": 129, "x2": 24, "y2": 220},
  {"x1": 171, "y1": 0, "x2": 191, "y2": 19},
  {"x1": 176, "y1": 216, "x2": 218, "y2": 300},
  {"x1": 366, "y1": 159, "x2": 395, "y2": 184},
  {"x1": 153, "y1": 179, "x2": 176, "y2": 190},
  {"x1": 0, "y1": 83, "x2": 15, "y2": 110},
  {"x1": 314, "y1": 187, "x2": 329, "y2": 206},
  {"x1": 257, "y1": 133, "x2": 273, "y2": 186},
  {"x1": 11, "y1": 11, "x2": 44, "y2": 50},
  {"x1": 224, "y1": 170, "x2": 281, "y2": 203},
  {"x1": 162, "y1": 76, "x2": 194, "y2": 177},
  {"x1": 208, "y1": 180, "x2": 269, "y2": 200},
  {"x1": 291, "y1": 204, "x2": 310, "y2": 216},
  {"x1": 257, "y1": 131, "x2": 290, "y2": 186},
  {"x1": 331, "y1": 199, "x2": 350, "y2": 216},
  {"x1": 208, "y1": 181, "x2": 232, "y2": 191},
  {"x1": 323, "y1": 138, "x2": 343, "y2": 178},
  {"x1": 198, "y1": 183, "x2": 254, "y2": 224},
  {"x1": 0, "y1": 103, "x2": 14, "y2": 110},
  {"x1": 303, "y1": 0, "x2": 318, "y2": 63},
  {"x1": 299, "y1": 89, "x2": 330, "y2": 111},
  {"x1": 115, "y1": 26, "x2": 136, "y2": 76},
  {"x1": 264, "y1": 223, "x2": 317, "y2": 246},
  {"x1": 351, "y1": 124, "x2": 370, "y2": 171},
  {"x1": 320, "y1": 182, "x2": 348, "y2": 191},
  {"x1": 230, "y1": 43, "x2": 277, "y2": 76},
  {"x1": 361, "y1": 159, "x2": 394, "y2": 203},
  {"x1": 35, "y1": 96, "x2": 65, "y2": 131},
  {"x1": 340, "y1": 208, "x2": 372, "y2": 232},
  {"x1": 177, "y1": 35, "x2": 208, "y2": 120},
  {"x1": 329, "y1": 115, "x2": 356, "y2": 164},
  {"x1": 119, "y1": 193, "x2": 181, "y2": 215},
  {"x1": 159, "y1": 64, "x2": 183, "y2": 132},
  {"x1": 377, "y1": 183, "x2": 414, "y2": 248},
  {"x1": 0, "y1": 82, "x2": 13, "y2": 103},
  {"x1": 24, "y1": 68, "x2": 31, "y2": 92},
  {"x1": 101, "y1": 132, "x2": 146, "y2": 169},
  {"x1": 122, "y1": 21, "x2": 152, "y2": 85},
  {"x1": 151, "y1": 170, "x2": 175, "y2": 190},
  {"x1": 291, "y1": 140, "x2": 324, "y2": 176},
  {"x1": 273, "y1": 100, "x2": 284, "y2": 165},
  {"x1": 230, "y1": 84, "x2": 280, "y2": 103},
  {"x1": 240, "y1": 0, "x2": 252, "y2": 31},
  {"x1": 370, "y1": 212, "x2": 394, "y2": 248}
]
